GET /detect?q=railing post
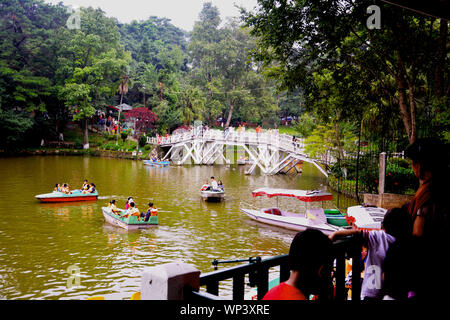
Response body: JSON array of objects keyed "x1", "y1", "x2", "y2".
[
  {"x1": 232, "y1": 273, "x2": 245, "y2": 300},
  {"x1": 379, "y1": 152, "x2": 386, "y2": 195},
  {"x1": 350, "y1": 239, "x2": 362, "y2": 301},
  {"x1": 334, "y1": 249, "x2": 346, "y2": 301},
  {"x1": 256, "y1": 266, "x2": 269, "y2": 300},
  {"x1": 205, "y1": 280, "x2": 219, "y2": 296},
  {"x1": 140, "y1": 261, "x2": 200, "y2": 300}
]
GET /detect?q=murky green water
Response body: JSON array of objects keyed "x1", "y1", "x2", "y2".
[{"x1": 0, "y1": 155, "x2": 354, "y2": 300}]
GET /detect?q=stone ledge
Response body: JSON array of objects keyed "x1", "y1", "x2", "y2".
[{"x1": 364, "y1": 193, "x2": 413, "y2": 210}]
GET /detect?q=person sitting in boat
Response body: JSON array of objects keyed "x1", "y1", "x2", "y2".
[
  {"x1": 217, "y1": 180, "x2": 224, "y2": 192},
  {"x1": 263, "y1": 229, "x2": 333, "y2": 300},
  {"x1": 62, "y1": 183, "x2": 72, "y2": 194},
  {"x1": 141, "y1": 202, "x2": 158, "y2": 222},
  {"x1": 82, "y1": 183, "x2": 96, "y2": 194},
  {"x1": 125, "y1": 197, "x2": 134, "y2": 210},
  {"x1": 210, "y1": 176, "x2": 219, "y2": 191},
  {"x1": 108, "y1": 199, "x2": 120, "y2": 214},
  {"x1": 54, "y1": 183, "x2": 62, "y2": 192},
  {"x1": 121, "y1": 202, "x2": 140, "y2": 220},
  {"x1": 81, "y1": 180, "x2": 89, "y2": 191},
  {"x1": 200, "y1": 179, "x2": 210, "y2": 191}
]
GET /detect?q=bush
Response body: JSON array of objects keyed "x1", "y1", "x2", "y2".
[
  {"x1": 385, "y1": 162, "x2": 417, "y2": 194},
  {"x1": 121, "y1": 131, "x2": 129, "y2": 142},
  {"x1": 139, "y1": 134, "x2": 147, "y2": 147}
]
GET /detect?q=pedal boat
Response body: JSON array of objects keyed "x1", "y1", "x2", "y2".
[
  {"x1": 240, "y1": 187, "x2": 349, "y2": 235},
  {"x1": 35, "y1": 190, "x2": 98, "y2": 203},
  {"x1": 143, "y1": 159, "x2": 170, "y2": 167},
  {"x1": 200, "y1": 189, "x2": 225, "y2": 202},
  {"x1": 102, "y1": 207, "x2": 158, "y2": 230}
]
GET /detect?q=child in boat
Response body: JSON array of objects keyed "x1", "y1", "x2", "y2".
[
  {"x1": 54, "y1": 183, "x2": 61, "y2": 192},
  {"x1": 82, "y1": 183, "x2": 96, "y2": 194},
  {"x1": 125, "y1": 197, "x2": 133, "y2": 210},
  {"x1": 200, "y1": 179, "x2": 210, "y2": 191},
  {"x1": 142, "y1": 202, "x2": 158, "y2": 222},
  {"x1": 62, "y1": 183, "x2": 72, "y2": 194},
  {"x1": 328, "y1": 207, "x2": 411, "y2": 300},
  {"x1": 81, "y1": 180, "x2": 89, "y2": 191},
  {"x1": 218, "y1": 180, "x2": 224, "y2": 191},
  {"x1": 109, "y1": 200, "x2": 120, "y2": 214},
  {"x1": 88, "y1": 183, "x2": 96, "y2": 193},
  {"x1": 121, "y1": 202, "x2": 140, "y2": 220}
]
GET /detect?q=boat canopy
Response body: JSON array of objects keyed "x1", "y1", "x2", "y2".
[{"x1": 251, "y1": 188, "x2": 333, "y2": 202}]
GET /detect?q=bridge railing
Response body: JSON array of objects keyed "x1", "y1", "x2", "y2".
[{"x1": 146, "y1": 129, "x2": 306, "y2": 155}]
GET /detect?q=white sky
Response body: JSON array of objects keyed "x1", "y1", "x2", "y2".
[{"x1": 44, "y1": 0, "x2": 259, "y2": 31}]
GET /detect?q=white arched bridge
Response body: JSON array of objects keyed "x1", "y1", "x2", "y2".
[{"x1": 146, "y1": 129, "x2": 330, "y2": 176}]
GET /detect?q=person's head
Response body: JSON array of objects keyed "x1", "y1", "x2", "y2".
[
  {"x1": 111, "y1": 200, "x2": 116, "y2": 204},
  {"x1": 382, "y1": 207, "x2": 411, "y2": 240},
  {"x1": 90, "y1": 183, "x2": 95, "y2": 188},
  {"x1": 148, "y1": 202, "x2": 153, "y2": 207},
  {"x1": 55, "y1": 183, "x2": 59, "y2": 188},
  {"x1": 405, "y1": 138, "x2": 445, "y2": 180},
  {"x1": 130, "y1": 202, "x2": 135, "y2": 208},
  {"x1": 288, "y1": 229, "x2": 333, "y2": 295},
  {"x1": 210, "y1": 176, "x2": 215, "y2": 180},
  {"x1": 84, "y1": 180, "x2": 88, "y2": 183},
  {"x1": 218, "y1": 180, "x2": 222, "y2": 185},
  {"x1": 63, "y1": 183, "x2": 67, "y2": 187}
]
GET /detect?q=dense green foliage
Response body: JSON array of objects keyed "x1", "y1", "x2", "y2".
[{"x1": 0, "y1": 0, "x2": 289, "y2": 148}]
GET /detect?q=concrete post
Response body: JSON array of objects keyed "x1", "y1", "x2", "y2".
[
  {"x1": 140, "y1": 261, "x2": 201, "y2": 300},
  {"x1": 378, "y1": 152, "x2": 386, "y2": 207}
]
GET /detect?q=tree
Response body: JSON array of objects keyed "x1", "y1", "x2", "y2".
[
  {"x1": 58, "y1": 7, "x2": 131, "y2": 148},
  {"x1": 243, "y1": 0, "x2": 449, "y2": 144},
  {"x1": 124, "y1": 107, "x2": 158, "y2": 136},
  {"x1": 0, "y1": 108, "x2": 33, "y2": 151}
]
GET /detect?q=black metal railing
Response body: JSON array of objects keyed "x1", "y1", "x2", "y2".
[{"x1": 185, "y1": 236, "x2": 362, "y2": 301}]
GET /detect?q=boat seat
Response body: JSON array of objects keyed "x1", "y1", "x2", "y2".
[{"x1": 263, "y1": 208, "x2": 282, "y2": 215}]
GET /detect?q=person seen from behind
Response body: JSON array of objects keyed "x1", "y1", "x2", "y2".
[
  {"x1": 263, "y1": 229, "x2": 333, "y2": 300},
  {"x1": 329, "y1": 207, "x2": 411, "y2": 300}
]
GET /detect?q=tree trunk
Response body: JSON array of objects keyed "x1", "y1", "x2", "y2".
[
  {"x1": 395, "y1": 52, "x2": 415, "y2": 144},
  {"x1": 435, "y1": 19, "x2": 448, "y2": 99},
  {"x1": 225, "y1": 100, "x2": 234, "y2": 128},
  {"x1": 116, "y1": 94, "x2": 123, "y2": 145},
  {"x1": 224, "y1": 75, "x2": 236, "y2": 128},
  {"x1": 83, "y1": 118, "x2": 89, "y2": 149},
  {"x1": 408, "y1": 82, "x2": 417, "y2": 144}
]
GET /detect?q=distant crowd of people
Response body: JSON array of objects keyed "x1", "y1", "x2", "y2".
[{"x1": 263, "y1": 138, "x2": 449, "y2": 301}]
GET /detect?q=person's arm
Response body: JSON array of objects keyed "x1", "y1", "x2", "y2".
[
  {"x1": 412, "y1": 213, "x2": 425, "y2": 237},
  {"x1": 329, "y1": 229, "x2": 362, "y2": 242}
]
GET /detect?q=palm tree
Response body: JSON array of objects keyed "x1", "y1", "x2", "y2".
[{"x1": 116, "y1": 75, "x2": 130, "y2": 145}]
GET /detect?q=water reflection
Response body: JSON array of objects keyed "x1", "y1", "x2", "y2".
[{"x1": 0, "y1": 156, "x2": 352, "y2": 300}]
